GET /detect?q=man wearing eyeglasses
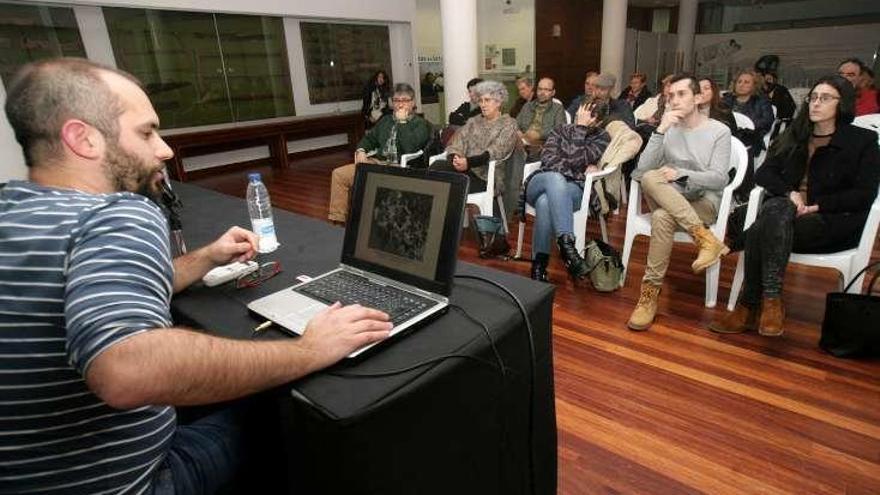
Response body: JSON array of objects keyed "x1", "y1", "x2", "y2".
[
  {"x1": 328, "y1": 82, "x2": 432, "y2": 224},
  {"x1": 838, "y1": 58, "x2": 880, "y2": 116},
  {"x1": 0, "y1": 58, "x2": 393, "y2": 495},
  {"x1": 516, "y1": 77, "x2": 566, "y2": 153}
]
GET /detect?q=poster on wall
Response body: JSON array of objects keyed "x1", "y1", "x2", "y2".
[{"x1": 417, "y1": 49, "x2": 443, "y2": 104}]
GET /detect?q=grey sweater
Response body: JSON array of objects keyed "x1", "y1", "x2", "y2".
[{"x1": 633, "y1": 118, "x2": 732, "y2": 208}]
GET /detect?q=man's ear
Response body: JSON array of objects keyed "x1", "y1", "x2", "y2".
[{"x1": 60, "y1": 119, "x2": 104, "y2": 160}]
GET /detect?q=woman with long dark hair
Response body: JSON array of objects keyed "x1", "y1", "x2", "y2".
[
  {"x1": 698, "y1": 77, "x2": 736, "y2": 133},
  {"x1": 362, "y1": 70, "x2": 391, "y2": 128},
  {"x1": 710, "y1": 75, "x2": 880, "y2": 337}
]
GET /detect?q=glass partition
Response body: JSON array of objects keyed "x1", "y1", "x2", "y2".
[
  {"x1": 105, "y1": 7, "x2": 295, "y2": 129},
  {"x1": 0, "y1": 3, "x2": 86, "y2": 85}
]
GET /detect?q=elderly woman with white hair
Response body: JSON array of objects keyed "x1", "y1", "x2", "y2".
[{"x1": 431, "y1": 80, "x2": 519, "y2": 198}]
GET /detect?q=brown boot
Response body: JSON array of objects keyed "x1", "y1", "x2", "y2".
[
  {"x1": 627, "y1": 283, "x2": 661, "y2": 331},
  {"x1": 708, "y1": 304, "x2": 759, "y2": 334},
  {"x1": 758, "y1": 297, "x2": 785, "y2": 336},
  {"x1": 689, "y1": 225, "x2": 730, "y2": 273}
]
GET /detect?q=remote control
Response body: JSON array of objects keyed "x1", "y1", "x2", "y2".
[{"x1": 202, "y1": 261, "x2": 259, "y2": 287}]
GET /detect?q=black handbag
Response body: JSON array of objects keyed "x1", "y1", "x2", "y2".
[{"x1": 819, "y1": 262, "x2": 880, "y2": 358}]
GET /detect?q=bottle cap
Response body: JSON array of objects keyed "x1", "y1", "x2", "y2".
[{"x1": 248, "y1": 173, "x2": 262, "y2": 182}]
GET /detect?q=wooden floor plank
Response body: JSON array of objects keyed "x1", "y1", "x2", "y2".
[{"x1": 190, "y1": 150, "x2": 880, "y2": 494}]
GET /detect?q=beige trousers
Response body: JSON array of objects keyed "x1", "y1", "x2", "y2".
[{"x1": 640, "y1": 169, "x2": 718, "y2": 285}]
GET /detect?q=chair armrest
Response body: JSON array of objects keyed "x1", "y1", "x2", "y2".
[
  {"x1": 429, "y1": 151, "x2": 448, "y2": 166},
  {"x1": 522, "y1": 161, "x2": 541, "y2": 185},
  {"x1": 580, "y1": 165, "x2": 619, "y2": 211},
  {"x1": 399, "y1": 150, "x2": 424, "y2": 168}
]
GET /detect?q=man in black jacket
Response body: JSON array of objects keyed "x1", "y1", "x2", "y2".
[{"x1": 448, "y1": 77, "x2": 483, "y2": 125}]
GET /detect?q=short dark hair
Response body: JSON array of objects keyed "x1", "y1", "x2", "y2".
[
  {"x1": 838, "y1": 58, "x2": 866, "y2": 75},
  {"x1": 515, "y1": 75, "x2": 533, "y2": 87},
  {"x1": 4, "y1": 58, "x2": 140, "y2": 167},
  {"x1": 393, "y1": 83, "x2": 416, "y2": 100},
  {"x1": 668, "y1": 73, "x2": 700, "y2": 96},
  {"x1": 467, "y1": 78, "x2": 484, "y2": 89},
  {"x1": 630, "y1": 72, "x2": 647, "y2": 83}
]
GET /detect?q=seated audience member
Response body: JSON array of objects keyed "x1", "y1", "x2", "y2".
[
  {"x1": 588, "y1": 73, "x2": 636, "y2": 128},
  {"x1": 699, "y1": 77, "x2": 737, "y2": 133},
  {"x1": 0, "y1": 58, "x2": 392, "y2": 494},
  {"x1": 566, "y1": 70, "x2": 599, "y2": 119},
  {"x1": 722, "y1": 69, "x2": 774, "y2": 154},
  {"x1": 362, "y1": 69, "x2": 391, "y2": 129},
  {"x1": 523, "y1": 102, "x2": 611, "y2": 282},
  {"x1": 710, "y1": 75, "x2": 880, "y2": 337},
  {"x1": 420, "y1": 71, "x2": 440, "y2": 103},
  {"x1": 628, "y1": 74, "x2": 732, "y2": 331},
  {"x1": 761, "y1": 71, "x2": 796, "y2": 121},
  {"x1": 509, "y1": 75, "x2": 535, "y2": 118},
  {"x1": 517, "y1": 77, "x2": 567, "y2": 158},
  {"x1": 328, "y1": 83, "x2": 431, "y2": 223},
  {"x1": 448, "y1": 77, "x2": 484, "y2": 125},
  {"x1": 634, "y1": 74, "x2": 673, "y2": 125},
  {"x1": 619, "y1": 72, "x2": 652, "y2": 110},
  {"x1": 838, "y1": 58, "x2": 880, "y2": 116},
  {"x1": 430, "y1": 80, "x2": 519, "y2": 199}
]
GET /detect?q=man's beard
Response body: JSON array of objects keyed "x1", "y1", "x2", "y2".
[{"x1": 102, "y1": 141, "x2": 162, "y2": 201}]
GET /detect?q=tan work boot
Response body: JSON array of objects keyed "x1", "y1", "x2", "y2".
[
  {"x1": 627, "y1": 283, "x2": 661, "y2": 331},
  {"x1": 689, "y1": 225, "x2": 730, "y2": 273},
  {"x1": 758, "y1": 297, "x2": 785, "y2": 336},
  {"x1": 708, "y1": 304, "x2": 759, "y2": 334}
]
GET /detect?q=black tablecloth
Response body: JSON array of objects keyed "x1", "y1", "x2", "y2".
[{"x1": 169, "y1": 181, "x2": 557, "y2": 495}]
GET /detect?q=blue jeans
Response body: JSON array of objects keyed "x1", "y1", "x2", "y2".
[
  {"x1": 150, "y1": 407, "x2": 244, "y2": 495},
  {"x1": 526, "y1": 172, "x2": 584, "y2": 255}
]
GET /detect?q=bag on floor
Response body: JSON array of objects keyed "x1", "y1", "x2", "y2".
[
  {"x1": 471, "y1": 213, "x2": 511, "y2": 259},
  {"x1": 819, "y1": 261, "x2": 880, "y2": 358},
  {"x1": 584, "y1": 239, "x2": 623, "y2": 292}
]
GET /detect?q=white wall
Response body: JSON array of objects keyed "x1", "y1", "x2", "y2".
[
  {"x1": 694, "y1": 23, "x2": 880, "y2": 88},
  {"x1": 415, "y1": 0, "x2": 535, "y2": 78},
  {"x1": 720, "y1": 0, "x2": 880, "y2": 33},
  {"x1": 0, "y1": 0, "x2": 419, "y2": 182}
]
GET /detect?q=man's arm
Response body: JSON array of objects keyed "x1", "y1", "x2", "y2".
[
  {"x1": 86, "y1": 303, "x2": 391, "y2": 409},
  {"x1": 172, "y1": 226, "x2": 258, "y2": 293}
]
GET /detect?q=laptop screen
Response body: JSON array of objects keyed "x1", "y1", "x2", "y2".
[{"x1": 343, "y1": 164, "x2": 468, "y2": 296}]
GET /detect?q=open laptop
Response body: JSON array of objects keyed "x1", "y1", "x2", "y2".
[{"x1": 247, "y1": 163, "x2": 469, "y2": 357}]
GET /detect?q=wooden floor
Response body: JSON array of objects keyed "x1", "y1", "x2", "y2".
[{"x1": 192, "y1": 151, "x2": 880, "y2": 495}]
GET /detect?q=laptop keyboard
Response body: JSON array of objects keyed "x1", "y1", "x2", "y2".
[{"x1": 294, "y1": 270, "x2": 436, "y2": 326}]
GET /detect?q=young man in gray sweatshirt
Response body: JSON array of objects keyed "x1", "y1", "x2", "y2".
[{"x1": 628, "y1": 74, "x2": 732, "y2": 331}]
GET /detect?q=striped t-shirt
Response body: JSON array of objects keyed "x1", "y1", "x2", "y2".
[{"x1": 0, "y1": 181, "x2": 176, "y2": 494}]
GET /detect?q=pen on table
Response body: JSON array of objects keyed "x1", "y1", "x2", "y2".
[{"x1": 253, "y1": 320, "x2": 272, "y2": 334}]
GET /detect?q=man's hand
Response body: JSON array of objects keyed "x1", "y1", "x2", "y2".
[
  {"x1": 657, "y1": 165, "x2": 679, "y2": 182},
  {"x1": 452, "y1": 155, "x2": 469, "y2": 172},
  {"x1": 657, "y1": 109, "x2": 684, "y2": 134},
  {"x1": 585, "y1": 165, "x2": 599, "y2": 175},
  {"x1": 354, "y1": 150, "x2": 368, "y2": 164},
  {"x1": 206, "y1": 226, "x2": 259, "y2": 265},
  {"x1": 299, "y1": 303, "x2": 393, "y2": 369},
  {"x1": 576, "y1": 103, "x2": 597, "y2": 127}
]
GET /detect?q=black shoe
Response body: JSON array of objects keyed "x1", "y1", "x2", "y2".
[
  {"x1": 556, "y1": 234, "x2": 590, "y2": 280},
  {"x1": 531, "y1": 253, "x2": 550, "y2": 282}
]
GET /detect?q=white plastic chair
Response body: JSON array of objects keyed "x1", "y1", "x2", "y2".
[
  {"x1": 620, "y1": 138, "x2": 749, "y2": 308},
  {"x1": 726, "y1": 185, "x2": 880, "y2": 310},
  {"x1": 399, "y1": 150, "x2": 423, "y2": 168},
  {"x1": 754, "y1": 106, "x2": 778, "y2": 168},
  {"x1": 513, "y1": 161, "x2": 613, "y2": 259},
  {"x1": 429, "y1": 151, "x2": 503, "y2": 231},
  {"x1": 553, "y1": 98, "x2": 571, "y2": 125},
  {"x1": 853, "y1": 113, "x2": 880, "y2": 146},
  {"x1": 733, "y1": 112, "x2": 754, "y2": 130}
]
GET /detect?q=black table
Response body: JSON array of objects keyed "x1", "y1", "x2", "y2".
[{"x1": 169, "y1": 181, "x2": 557, "y2": 495}]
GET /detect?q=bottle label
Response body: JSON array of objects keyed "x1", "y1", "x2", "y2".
[{"x1": 251, "y1": 218, "x2": 279, "y2": 253}]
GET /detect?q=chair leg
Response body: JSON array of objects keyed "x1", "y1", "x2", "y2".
[
  {"x1": 515, "y1": 221, "x2": 526, "y2": 259},
  {"x1": 727, "y1": 253, "x2": 745, "y2": 311},
  {"x1": 621, "y1": 230, "x2": 636, "y2": 287},
  {"x1": 496, "y1": 196, "x2": 508, "y2": 234},
  {"x1": 705, "y1": 263, "x2": 720, "y2": 308},
  {"x1": 599, "y1": 216, "x2": 609, "y2": 244}
]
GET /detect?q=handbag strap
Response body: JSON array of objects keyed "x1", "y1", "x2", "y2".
[{"x1": 842, "y1": 260, "x2": 880, "y2": 294}]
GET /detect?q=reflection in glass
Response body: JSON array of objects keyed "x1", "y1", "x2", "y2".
[
  {"x1": 105, "y1": 8, "x2": 294, "y2": 129},
  {"x1": 0, "y1": 3, "x2": 86, "y2": 85}
]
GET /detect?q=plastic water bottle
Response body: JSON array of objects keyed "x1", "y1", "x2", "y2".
[{"x1": 246, "y1": 173, "x2": 279, "y2": 253}]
